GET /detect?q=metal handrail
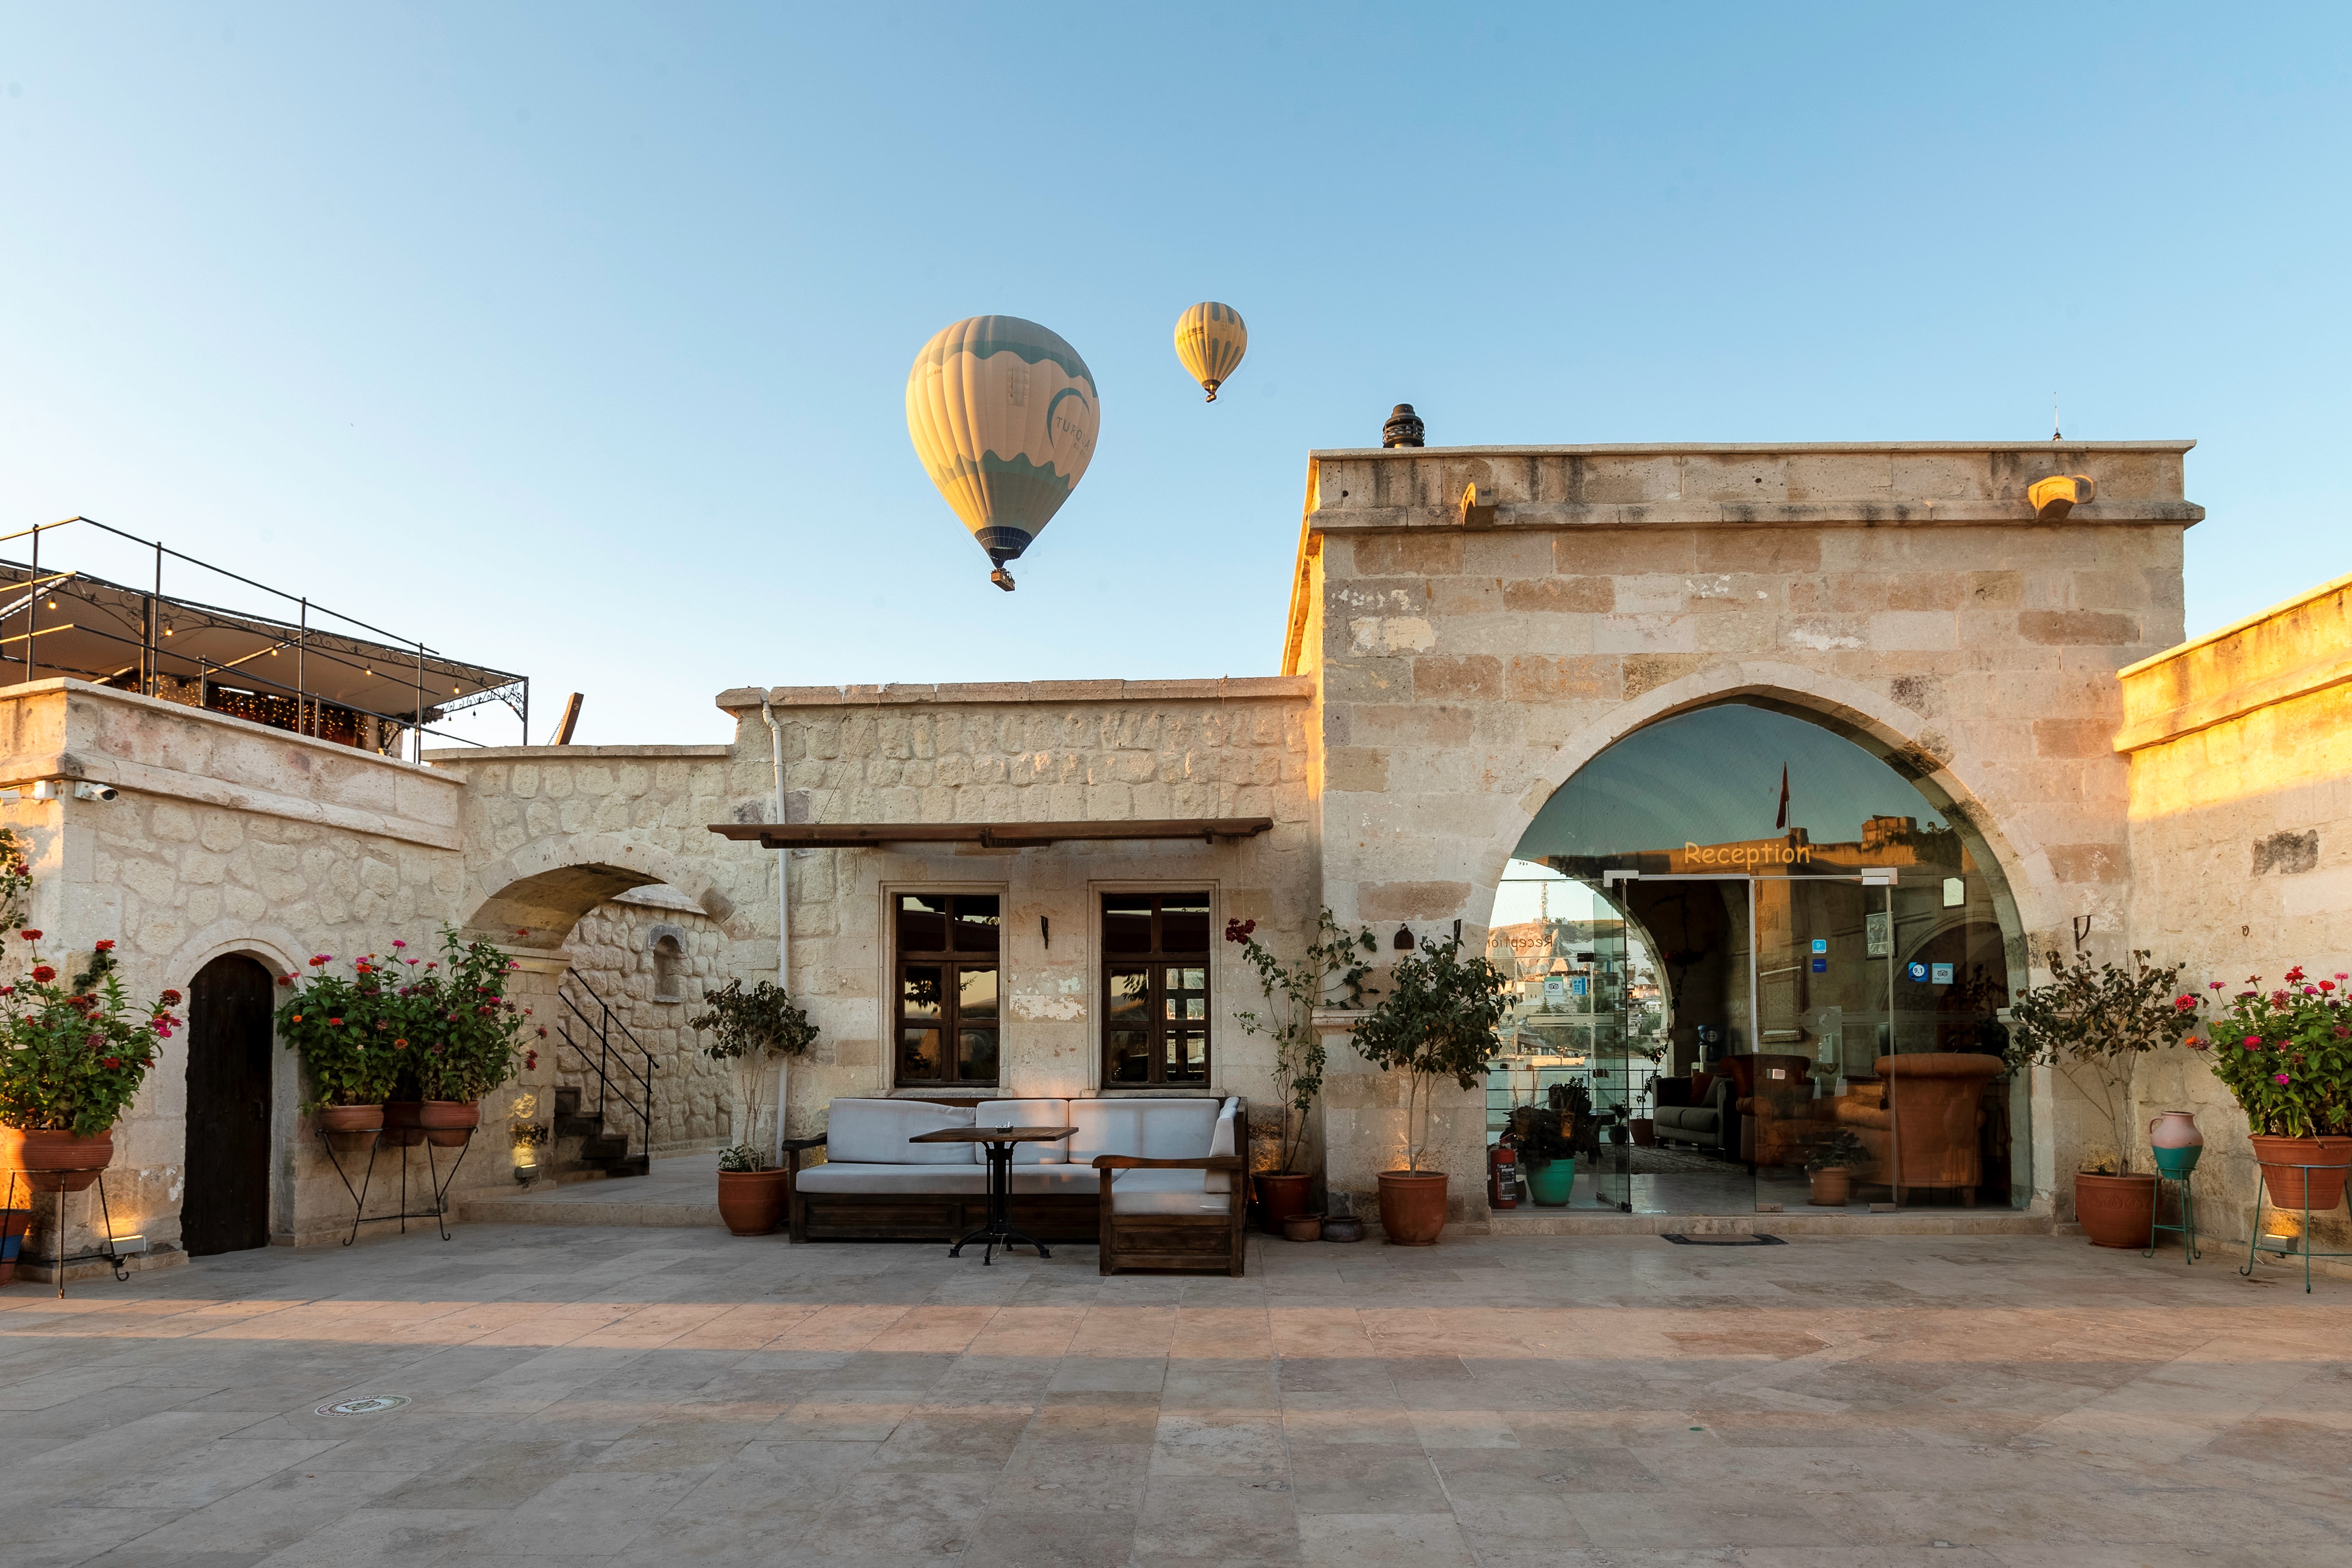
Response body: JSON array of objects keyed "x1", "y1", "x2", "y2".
[{"x1": 556, "y1": 968, "x2": 655, "y2": 1160}]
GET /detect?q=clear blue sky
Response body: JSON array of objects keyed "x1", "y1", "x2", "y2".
[{"x1": 3, "y1": 5, "x2": 2346, "y2": 745}]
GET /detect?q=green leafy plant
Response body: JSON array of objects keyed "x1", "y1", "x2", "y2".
[
  {"x1": 1349, "y1": 935, "x2": 1512, "y2": 1172},
  {"x1": 1225, "y1": 910, "x2": 1377, "y2": 1175},
  {"x1": 690, "y1": 979, "x2": 819, "y2": 1173},
  {"x1": 1508, "y1": 1104, "x2": 1574, "y2": 1170},
  {"x1": 2008, "y1": 948, "x2": 2197, "y2": 1175},
  {"x1": 2186, "y1": 963, "x2": 2352, "y2": 1138},
  {"x1": 0, "y1": 935, "x2": 183, "y2": 1136},
  {"x1": 275, "y1": 951, "x2": 407, "y2": 1112},
  {"x1": 410, "y1": 927, "x2": 534, "y2": 1103},
  {"x1": 1805, "y1": 1128, "x2": 1870, "y2": 1173}
]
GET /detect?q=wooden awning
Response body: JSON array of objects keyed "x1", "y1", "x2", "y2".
[{"x1": 707, "y1": 817, "x2": 1275, "y2": 850}]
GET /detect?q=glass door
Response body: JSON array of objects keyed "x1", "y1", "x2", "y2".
[{"x1": 1752, "y1": 875, "x2": 1891, "y2": 1212}]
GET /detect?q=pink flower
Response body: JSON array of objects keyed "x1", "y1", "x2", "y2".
[
  {"x1": 2173, "y1": 995, "x2": 2197, "y2": 1011},
  {"x1": 2274, "y1": 1072, "x2": 2292, "y2": 1085},
  {"x1": 392, "y1": 940, "x2": 406, "y2": 949},
  {"x1": 2243, "y1": 1036, "x2": 2263, "y2": 1051},
  {"x1": 2210, "y1": 981, "x2": 2225, "y2": 990},
  {"x1": 309, "y1": 954, "x2": 331, "y2": 967}
]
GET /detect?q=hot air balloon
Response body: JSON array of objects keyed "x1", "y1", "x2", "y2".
[
  {"x1": 905, "y1": 315, "x2": 1099, "y2": 592},
  {"x1": 1173, "y1": 302, "x2": 1247, "y2": 402}
]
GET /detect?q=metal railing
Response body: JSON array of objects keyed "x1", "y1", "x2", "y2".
[{"x1": 556, "y1": 967, "x2": 655, "y2": 1158}]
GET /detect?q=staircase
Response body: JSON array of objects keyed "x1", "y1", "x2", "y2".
[{"x1": 550, "y1": 968, "x2": 655, "y2": 1180}]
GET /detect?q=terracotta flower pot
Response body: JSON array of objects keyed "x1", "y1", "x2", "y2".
[
  {"x1": 2075, "y1": 1171, "x2": 2156, "y2": 1248},
  {"x1": 381, "y1": 1101, "x2": 425, "y2": 1148},
  {"x1": 1376, "y1": 1170, "x2": 1449, "y2": 1246},
  {"x1": 318, "y1": 1104, "x2": 385, "y2": 1136},
  {"x1": 717, "y1": 1169, "x2": 790, "y2": 1236},
  {"x1": 1282, "y1": 1213, "x2": 1324, "y2": 1242},
  {"x1": 0, "y1": 1128, "x2": 114, "y2": 1193},
  {"x1": 2248, "y1": 1134, "x2": 2352, "y2": 1212},
  {"x1": 418, "y1": 1101, "x2": 480, "y2": 1148},
  {"x1": 1808, "y1": 1168, "x2": 1853, "y2": 1207},
  {"x1": 1629, "y1": 1118, "x2": 1657, "y2": 1148},
  {"x1": 1256, "y1": 1172, "x2": 1313, "y2": 1235}
]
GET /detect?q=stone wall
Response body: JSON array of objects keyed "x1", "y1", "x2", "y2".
[
  {"x1": 555, "y1": 887, "x2": 731, "y2": 1154},
  {"x1": 1290, "y1": 443, "x2": 2200, "y2": 1227},
  {"x1": 2120, "y1": 570, "x2": 2352, "y2": 1261}
]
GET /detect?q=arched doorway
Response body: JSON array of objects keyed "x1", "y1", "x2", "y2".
[
  {"x1": 1487, "y1": 700, "x2": 2024, "y2": 1217},
  {"x1": 183, "y1": 954, "x2": 275, "y2": 1256}
]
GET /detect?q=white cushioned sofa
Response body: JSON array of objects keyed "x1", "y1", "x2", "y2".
[{"x1": 783, "y1": 1095, "x2": 1246, "y2": 1275}]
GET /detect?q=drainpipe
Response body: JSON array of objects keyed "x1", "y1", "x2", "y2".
[{"x1": 761, "y1": 696, "x2": 790, "y2": 1167}]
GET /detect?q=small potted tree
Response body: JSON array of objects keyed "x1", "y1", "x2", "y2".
[
  {"x1": 690, "y1": 978, "x2": 818, "y2": 1235},
  {"x1": 2009, "y1": 947, "x2": 2197, "y2": 1247},
  {"x1": 0, "y1": 933, "x2": 183, "y2": 1190},
  {"x1": 1804, "y1": 1128, "x2": 1869, "y2": 1206},
  {"x1": 1349, "y1": 933, "x2": 1512, "y2": 1245},
  {"x1": 1226, "y1": 910, "x2": 1377, "y2": 1234},
  {"x1": 2188, "y1": 964, "x2": 2352, "y2": 1211}
]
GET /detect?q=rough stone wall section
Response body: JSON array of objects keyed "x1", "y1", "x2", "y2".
[
  {"x1": 1291, "y1": 443, "x2": 2199, "y2": 1227},
  {"x1": 2120, "y1": 571, "x2": 2352, "y2": 1262},
  {"x1": 556, "y1": 888, "x2": 731, "y2": 1154}
]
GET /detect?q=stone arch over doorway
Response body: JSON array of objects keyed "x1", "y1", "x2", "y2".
[
  {"x1": 459, "y1": 831, "x2": 751, "y2": 956},
  {"x1": 1476, "y1": 660, "x2": 2064, "y2": 975},
  {"x1": 160, "y1": 922, "x2": 310, "y2": 1251}
]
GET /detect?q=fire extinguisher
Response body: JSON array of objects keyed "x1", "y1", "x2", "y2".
[{"x1": 1487, "y1": 1139, "x2": 1519, "y2": 1209}]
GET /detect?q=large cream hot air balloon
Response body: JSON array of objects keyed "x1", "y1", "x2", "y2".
[
  {"x1": 1173, "y1": 301, "x2": 1247, "y2": 401},
  {"x1": 905, "y1": 315, "x2": 1099, "y2": 591}
]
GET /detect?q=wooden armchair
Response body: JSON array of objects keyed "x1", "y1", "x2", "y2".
[{"x1": 1093, "y1": 1154, "x2": 1247, "y2": 1276}]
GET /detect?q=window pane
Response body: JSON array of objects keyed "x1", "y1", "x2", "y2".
[
  {"x1": 900, "y1": 965, "x2": 944, "y2": 1023},
  {"x1": 1103, "y1": 894, "x2": 1153, "y2": 955},
  {"x1": 1180, "y1": 968, "x2": 1205, "y2": 990},
  {"x1": 1166, "y1": 1028, "x2": 1207, "y2": 1081},
  {"x1": 1108, "y1": 1029, "x2": 1151, "y2": 1082},
  {"x1": 1108, "y1": 968, "x2": 1150, "y2": 1025},
  {"x1": 958, "y1": 966, "x2": 998, "y2": 1022},
  {"x1": 898, "y1": 894, "x2": 948, "y2": 953},
  {"x1": 1161, "y1": 897, "x2": 1211, "y2": 953},
  {"x1": 900, "y1": 1027, "x2": 941, "y2": 1081},
  {"x1": 957, "y1": 1028, "x2": 999, "y2": 1083},
  {"x1": 952, "y1": 895, "x2": 1000, "y2": 954}
]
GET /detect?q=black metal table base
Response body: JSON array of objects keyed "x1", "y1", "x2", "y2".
[
  {"x1": 950, "y1": 1141, "x2": 1048, "y2": 1265},
  {"x1": 4, "y1": 1169, "x2": 130, "y2": 1298},
  {"x1": 316, "y1": 1128, "x2": 475, "y2": 1245}
]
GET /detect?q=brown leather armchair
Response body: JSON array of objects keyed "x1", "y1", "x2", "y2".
[
  {"x1": 1820, "y1": 1054, "x2": 2006, "y2": 1204},
  {"x1": 1721, "y1": 1054, "x2": 1815, "y2": 1170}
]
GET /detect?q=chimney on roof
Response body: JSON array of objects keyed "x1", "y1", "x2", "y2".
[{"x1": 1383, "y1": 404, "x2": 1425, "y2": 448}]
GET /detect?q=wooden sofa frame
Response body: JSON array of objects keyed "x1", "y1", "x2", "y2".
[{"x1": 778, "y1": 1096, "x2": 1248, "y2": 1276}]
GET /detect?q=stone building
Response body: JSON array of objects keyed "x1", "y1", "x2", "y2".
[{"x1": 9, "y1": 433, "x2": 2349, "y2": 1272}]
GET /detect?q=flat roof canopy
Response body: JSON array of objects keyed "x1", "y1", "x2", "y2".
[{"x1": 708, "y1": 818, "x2": 1275, "y2": 850}]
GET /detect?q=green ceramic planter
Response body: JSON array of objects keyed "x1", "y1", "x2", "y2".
[{"x1": 1526, "y1": 1158, "x2": 1575, "y2": 1207}]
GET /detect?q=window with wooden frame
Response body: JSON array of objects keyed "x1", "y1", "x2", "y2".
[
  {"x1": 1102, "y1": 892, "x2": 1212, "y2": 1086},
  {"x1": 894, "y1": 893, "x2": 1001, "y2": 1088}
]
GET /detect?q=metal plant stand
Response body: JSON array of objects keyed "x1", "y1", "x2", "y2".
[
  {"x1": 3, "y1": 1170, "x2": 131, "y2": 1298},
  {"x1": 2143, "y1": 1171, "x2": 2198, "y2": 1263},
  {"x1": 2239, "y1": 1162, "x2": 2352, "y2": 1293},
  {"x1": 316, "y1": 1128, "x2": 475, "y2": 1245}
]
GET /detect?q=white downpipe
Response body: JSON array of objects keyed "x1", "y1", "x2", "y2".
[{"x1": 762, "y1": 697, "x2": 789, "y2": 1167}]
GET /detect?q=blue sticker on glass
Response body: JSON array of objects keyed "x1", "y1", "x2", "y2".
[
  {"x1": 1810, "y1": 939, "x2": 1828, "y2": 954},
  {"x1": 1931, "y1": 962, "x2": 1954, "y2": 985},
  {"x1": 1810, "y1": 957, "x2": 1828, "y2": 973},
  {"x1": 1907, "y1": 961, "x2": 1929, "y2": 982}
]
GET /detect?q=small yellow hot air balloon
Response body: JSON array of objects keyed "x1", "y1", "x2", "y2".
[
  {"x1": 1174, "y1": 301, "x2": 1247, "y2": 402},
  {"x1": 905, "y1": 315, "x2": 1100, "y2": 591}
]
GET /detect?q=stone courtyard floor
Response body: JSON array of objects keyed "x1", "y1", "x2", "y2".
[{"x1": 3, "y1": 1225, "x2": 2349, "y2": 1568}]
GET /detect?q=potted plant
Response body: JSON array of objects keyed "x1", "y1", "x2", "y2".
[
  {"x1": 1804, "y1": 1128, "x2": 1869, "y2": 1206},
  {"x1": 404, "y1": 928, "x2": 531, "y2": 1147},
  {"x1": 1226, "y1": 910, "x2": 1376, "y2": 1234},
  {"x1": 276, "y1": 950, "x2": 406, "y2": 1133},
  {"x1": 2187, "y1": 964, "x2": 2352, "y2": 1211},
  {"x1": 0, "y1": 932, "x2": 184, "y2": 1191},
  {"x1": 1348, "y1": 933, "x2": 1512, "y2": 1245},
  {"x1": 2009, "y1": 947, "x2": 2197, "y2": 1247},
  {"x1": 690, "y1": 978, "x2": 818, "y2": 1236},
  {"x1": 1510, "y1": 1104, "x2": 1577, "y2": 1206},
  {"x1": 1629, "y1": 1077, "x2": 1657, "y2": 1148}
]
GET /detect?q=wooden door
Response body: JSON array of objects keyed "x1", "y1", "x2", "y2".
[{"x1": 183, "y1": 955, "x2": 275, "y2": 1256}]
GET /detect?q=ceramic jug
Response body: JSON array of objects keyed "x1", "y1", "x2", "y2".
[{"x1": 2148, "y1": 1110, "x2": 2203, "y2": 1177}]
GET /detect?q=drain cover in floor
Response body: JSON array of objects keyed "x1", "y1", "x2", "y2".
[
  {"x1": 315, "y1": 1396, "x2": 410, "y2": 1416},
  {"x1": 1661, "y1": 1233, "x2": 1784, "y2": 1246}
]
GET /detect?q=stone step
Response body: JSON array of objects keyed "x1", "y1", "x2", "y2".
[{"x1": 579, "y1": 1133, "x2": 631, "y2": 1162}]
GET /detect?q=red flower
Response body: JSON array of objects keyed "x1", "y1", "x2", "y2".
[
  {"x1": 327, "y1": 1017, "x2": 343, "y2": 1027},
  {"x1": 524, "y1": 1050, "x2": 538, "y2": 1070},
  {"x1": 2323, "y1": 981, "x2": 2338, "y2": 994},
  {"x1": 309, "y1": 954, "x2": 331, "y2": 967},
  {"x1": 30, "y1": 965, "x2": 54, "y2": 983},
  {"x1": 2286, "y1": 966, "x2": 2307, "y2": 984},
  {"x1": 94, "y1": 939, "x2": 114, "y2": 953},
  {"x1": 1223, "y1": 918, "x2": 1257, "y2": 944},
  {"x1": 161, "y1": 989, "x2": 181, "y2": 1006},
  {"x1": 101, "y1": 1056, "x2": 120, "y2": 1070},
  {"x1": 2173, "y1": 995, "x2": 2197, "y2": 1011},
  {"x1": 393, "y1": 1038, "x2": 409, "y2": 1050},
  {"x1": 278, "y1": 973, "x2": 296, "y2": 986},
  {"x1": 2186, "y1": 1037, "x2": 2210, "y2": 1051},
  {"x1": 18, "y1": 929, "x2": 40, "y2": 941}
]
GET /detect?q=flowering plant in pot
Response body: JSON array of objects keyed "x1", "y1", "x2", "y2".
[
  {"x1": 1348, "y1": 933, "x2": 1512, "y2": 1244},
  {"x1": 0, "y1": 932, "x2": 184, "y2": 1189},
  {"x1": 401, "y1": 928, "x2": 532, "y2": 1146},
  {"x1": 275, "y1": 950, "x2": 409, "y2": 1132},
  {"x1": 2008, "y1": 947, "x2": 2197, "y2": 1246},
  {"x1": 2185, "y1": 964, "x2": 2352, "y2": 1211},
  {"x1": 691, "y1": 978, "x2": 818, "y2": 1235},
  {"x1": 1226, "y1": 910, "x2": 1377, "y2": 1233}
]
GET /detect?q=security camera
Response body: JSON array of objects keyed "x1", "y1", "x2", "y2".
[{"x1": 71, "y1": 782, "x2": 117, "y2": 802}]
